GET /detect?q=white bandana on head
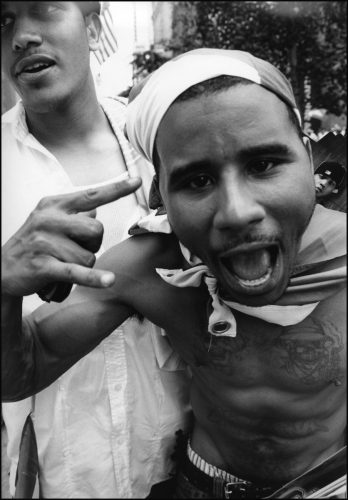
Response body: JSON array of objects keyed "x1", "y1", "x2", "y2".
[{"x1": 126, "y1": 48, "x2": 302, "y2": 164}]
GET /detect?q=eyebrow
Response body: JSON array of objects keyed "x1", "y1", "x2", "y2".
[
  {"x1": 167, "y1": 142, "x2": 294, "y2": 186},
  {"x1": 236, "y1": 142, "x2": 293, "y2": 161},
  {"x1": 168, "y1": 160, "x2": 211, "y2": 186}
]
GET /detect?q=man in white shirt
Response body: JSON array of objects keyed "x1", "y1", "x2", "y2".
[{"x1": 1, "y1": 2, "x2": 191, "y2": 497}]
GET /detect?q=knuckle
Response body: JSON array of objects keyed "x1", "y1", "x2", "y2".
[
  {"x1": 36, "y1": 195, "x2": 54, "y2": 210},
  {"x1": 85, "y1": 268, "x2": 96, "y2": 286},
  {"x1": 89, "y1": 219, "x2": 104, "y2": 237},
  {"x1": 85, "y1": 187, "x2": 100, "y2": 200},
  {"x1": 64, "y1": 265, "x2": 75, "y2": 282},
  {"x1": 32, "y1": 233, "x2": 49, "y2": 252},
  {"x1": 31, "y1": 210, "x2": 51, "y2": 227},
  {"x1": 84, "y1": 253, "x2": 96, "y2": 268}
]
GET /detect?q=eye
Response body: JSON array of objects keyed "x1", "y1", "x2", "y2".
[
  {"x1": 1, "y1": 15, "x2": 13, "y2": 28},
  {"x1": 249, "y1": 160, "x2": 277, "y2": 174},
  {"x1": 189, "y1": 175, "x2": 213, "y2": 189}
]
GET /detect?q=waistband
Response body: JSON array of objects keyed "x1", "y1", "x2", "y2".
[
  {"x1": 187, "y1": 439, "x2": 246, "y2": 484},
  {"x1": 184, "y1": 439, "x2": 282, "y2": 499}
]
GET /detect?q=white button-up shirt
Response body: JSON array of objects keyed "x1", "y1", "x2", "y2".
[{"x1": 2, "y1": 98, "x2": 192, "y2": 498}]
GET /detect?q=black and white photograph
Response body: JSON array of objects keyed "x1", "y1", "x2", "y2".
[{"x1": 1, "y1": 2, "x2": 346, "y2": 498}]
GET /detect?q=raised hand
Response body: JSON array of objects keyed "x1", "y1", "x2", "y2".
[{"x1": 1, "y1": 177, "x2": 142, "y2": 298}]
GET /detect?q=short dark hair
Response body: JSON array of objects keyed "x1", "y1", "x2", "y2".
[{"x1": 152, "y1": 75, "x2": 303, "y2": 176}]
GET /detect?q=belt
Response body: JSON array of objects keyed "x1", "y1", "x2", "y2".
[{"x1": 181, "y1": 454, "x2": 282, "y2": 499}]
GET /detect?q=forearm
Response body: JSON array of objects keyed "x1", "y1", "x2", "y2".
[
  {"x1": 1, "y1": 292, "x2": 106, "y2": 401},
  {"x1": 1, "y1": 294, "x2": 36, "y2": 402}
]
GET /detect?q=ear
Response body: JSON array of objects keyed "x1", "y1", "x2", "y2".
[
  {"x1": 149, "y1": 175, "x2": 166, "y2": 214},
  {"x1": 85, "y1": 12, "x2": 102, "y2": 52},
  {"x1": 302, "y1": 135, "x2": 314, "y2": 174}
]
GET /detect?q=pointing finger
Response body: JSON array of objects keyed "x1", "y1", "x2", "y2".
[{"x1": 59, "y1": 177, "x2": 142, "y2": 214}]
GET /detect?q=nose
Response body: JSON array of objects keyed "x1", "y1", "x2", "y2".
[
  {"x1": 12, "y1": 17, "x2": 42, "y2": 52},
  {"x1": 213, "y1": 175, "x2": 266, "y2": 232}
]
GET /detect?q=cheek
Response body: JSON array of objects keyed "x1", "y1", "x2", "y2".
[{"x1": 166, "y1": 198, "x2": 211, "y2": 247}]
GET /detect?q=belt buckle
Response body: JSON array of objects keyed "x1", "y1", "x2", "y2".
[{"x1": 225, "y1": 481, "x2": 247, "y2": 498}]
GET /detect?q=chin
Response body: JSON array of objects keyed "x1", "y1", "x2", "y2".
[{"x1": 22, "y1": 89, "x2": 73, "y2": 114}]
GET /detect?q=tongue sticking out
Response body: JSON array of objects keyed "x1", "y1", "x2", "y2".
[{"x1": 228, "y1": 248, "x2": 272, "y2": 281}]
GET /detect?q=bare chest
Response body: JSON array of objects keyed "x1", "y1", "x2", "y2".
[{"x1": 163, "y1": 290, "x2": 346, "y2": 391}]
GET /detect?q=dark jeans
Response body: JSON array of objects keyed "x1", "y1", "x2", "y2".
[
  {"x1": 173, "y1": 470, "x2": 211, "y2": 499},
  {"x1": 147, "y1": 478, "x2": 177, "y2": 498}
]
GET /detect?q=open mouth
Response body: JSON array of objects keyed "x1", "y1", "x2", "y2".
[
  {"x1": 20, "y1": 61, "x2": 55, "y2": 75},
  {"x1": 221, "y1": 245, "x2": 279, "y2": 289}
]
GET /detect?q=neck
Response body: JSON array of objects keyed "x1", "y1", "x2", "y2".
[{"x1": 25, "y1": 76, "x2": 106, "y2": 150}]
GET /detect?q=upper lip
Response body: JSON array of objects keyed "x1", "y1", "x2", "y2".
[
  {"x1": 15, "y1": 55, "x2": 55, "y2": 76},
  {"x1": 219, "y1": 242, "x2": 279, "y2": 260}
]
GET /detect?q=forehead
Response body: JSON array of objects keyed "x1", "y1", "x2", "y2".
[
  {"x1": 315, "y1": 172, "x2": 333, "y2": 180},
  {"x1": 1, "y1": 1, "x2": 75, "y2": 11},
  {"x1": 2, "y1": 1, "x2": 37, "y2": 9},
  {"x1": 156, "y1": 84, "x2": 297, "y2": 164}
]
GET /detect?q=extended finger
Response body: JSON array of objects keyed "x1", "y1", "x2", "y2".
[
  {"x1": 48, "y1": 261, "x2": 116, "y2": 289},
  {"x1": 59, "y1": 177, "x2": 142, "y2": 214}
]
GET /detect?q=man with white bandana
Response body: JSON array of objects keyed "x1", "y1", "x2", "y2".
[{"x1": 2, "y1": 49, "x2": 346, "y2": 498}]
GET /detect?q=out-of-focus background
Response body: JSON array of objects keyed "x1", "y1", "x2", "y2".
[{"x1": 1, "y1": 1, "x2": 347, "y2": 496}]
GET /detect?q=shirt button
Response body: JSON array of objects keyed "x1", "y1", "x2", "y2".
[
  {"x1": 115, "y1": 384, "x2": 122, "y2": 391},
  {"x1": 117, "y1": 438, "x2": 124, "y2": 445},
  {"x1": 59, "y1": 384, "x2": 66, "y2": 391},
  {"x1": 154, "y1": 373, "x2": 160, "y2": 380}
]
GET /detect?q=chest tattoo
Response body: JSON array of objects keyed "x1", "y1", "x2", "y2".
[
  {"x1": 192, "y1": 315, "x2": 344, "y2": 385},
  {"x1": 272, "y1": 317, "x2": 344, "y2": 385}
]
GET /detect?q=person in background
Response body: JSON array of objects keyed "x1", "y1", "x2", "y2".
[
  {"x1": 314, "y1": 161, "x2": 346, "y2": 202},
  {"x1": 1, "y1": 2, "x2": 191, "y2": 498},
  {"x1": 306, "y1": 109, "x2": 327, "y2": 141}
]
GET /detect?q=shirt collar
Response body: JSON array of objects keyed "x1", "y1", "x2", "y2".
[{"x1": 11, "y1": 100, "x2": 59, "y2": 162}]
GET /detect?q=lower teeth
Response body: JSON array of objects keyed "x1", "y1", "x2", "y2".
[{"x1": 234, "y1": 267, "x2": 272, "y2": 287}]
